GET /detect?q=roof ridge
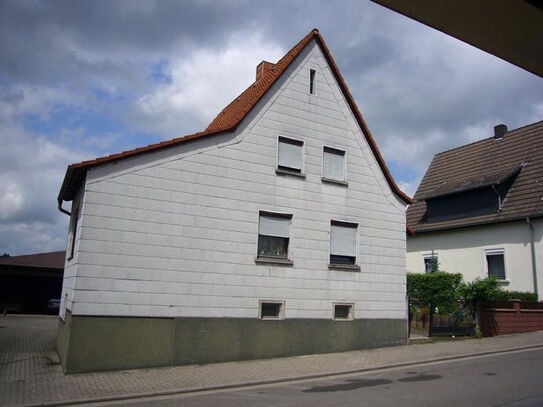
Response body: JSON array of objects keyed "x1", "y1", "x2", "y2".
[
  {"x1": 435, "y1": 120, "x2": 543, "y2": 158},
  {"x1": 204, "y1": 29, "x2": 319, "y2": 133}
]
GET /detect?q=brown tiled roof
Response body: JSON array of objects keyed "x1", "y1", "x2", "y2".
[
  {"x1": 407, "y1": 121, "x2": 543, "y2": 233},
  {"x1": 58, "y1": 29, "x2": 410, "y2": 205},
  {"x1": 418, "y1": 163, "x2": 523, "y2": 200},
  {"x1": 0, "y1": 251, "x2": 65, "y2": 270}
]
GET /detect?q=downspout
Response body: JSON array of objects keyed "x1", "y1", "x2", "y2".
[
  {"x1": 526, "y1": 217, "x2": 538, "y2": 296},
  {"x1": 58, "y1": 197, "x2": 71, "y2": 217}
]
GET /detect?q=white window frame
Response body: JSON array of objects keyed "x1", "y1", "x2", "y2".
[
  {"x1": 333, "y1": 302, "x2": 354, "y2": 320},
  {"x1": 255, "y1": 210, "x2": 293, "y2": 265},
  {"x1": 423, "y1": 253, "x2": 438, "y2": 274},
  {"x1": 484, "y1": 248, "x2": 508, "y2": 281},
  {"x1": 322, "y1": 144, "x2": 347, "y2": 185},
  {"x1": 328, "y1": 219, "x2": 360, "y2": 271},
  {"x1": 259, "y1": 300, "x2": 285, "y2": 320},
  {"x1": 276, "y1": 135, "x2": 305, "y2": 177}
]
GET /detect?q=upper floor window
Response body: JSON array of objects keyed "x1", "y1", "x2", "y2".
[
  {"x1": 309, "y1": 69, "x2": 316, "y2": 94},
  {"x1": 329, "y1": 220, "x2": 358, "y2": 268},
  {"x1": 277, "y1": 136, "x2": 304, "y2": 176},
  {"x1": 257, "y1": 211, "x2": 292, "y2": 263},
  {"x1": 424, "y1": 165, "x2": 522, "y2": 223},
  {"x1": 485, "y1": 249, "x2": 506, "y2": 280},
  {"x1": 322, "y1": 146, "x2": 346, "y2": 183}
]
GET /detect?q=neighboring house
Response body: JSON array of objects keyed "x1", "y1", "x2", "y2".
[
  {"x1": 407, "y1": 121, "x2": 543, "y2": 301},
  {"x1": 0, "y1": 251, "x2": 65, "y2": 314},
  {"x1": 56, "y1": 29, "x2": 411, "y2": 373}
]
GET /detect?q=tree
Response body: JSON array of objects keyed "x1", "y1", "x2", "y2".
[
  {"x1": 426, "y1": 250, "x2": 439, "y2": 273},
  {"x1": 407, "y1": 272, "x2": 463, "y2": 336},
  {"x1": 458, "y1": 277, "x2": 503, "y2": 333}
]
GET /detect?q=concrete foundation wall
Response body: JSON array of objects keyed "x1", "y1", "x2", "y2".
[{"x1": 58, "y1": 311, "x2": 406, "y2": 373}]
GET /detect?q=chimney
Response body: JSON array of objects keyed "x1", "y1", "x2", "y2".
[
  {"x1": 494, "y1": 124, "x2": 507, "y2": 139},
  {"x1": 256, "y1": 61, "x2": 275, "y2": 81}
]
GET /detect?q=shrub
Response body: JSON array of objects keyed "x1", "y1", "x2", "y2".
[
  {"x1": 491, "y1": 290, "x2": 538, "y2": 302},
  {"x1": 407, "y1": 272, "x2": 463, "y2": 313},
  {"x1": 459, "y1": 277, "x2": 500, "y2": 309}
]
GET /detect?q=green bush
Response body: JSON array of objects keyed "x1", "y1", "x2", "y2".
[
  {"x1": 458, "y1": 278, "x2": 502, "y2": 307},
  {"x1": 491, "y1": 290, "x2": 538, "y2": 302},
  {"x1": 407, "y1": 272, "x2": 463, "y2": 313}
]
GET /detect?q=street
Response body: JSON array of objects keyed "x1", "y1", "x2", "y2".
[{"x1": 97, "y1": 348, "x2": 543, "y2": 407}]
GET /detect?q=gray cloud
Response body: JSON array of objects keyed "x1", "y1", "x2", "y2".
[{"x1": 0, "y1": 0, "x2": 542, "y2": 254}]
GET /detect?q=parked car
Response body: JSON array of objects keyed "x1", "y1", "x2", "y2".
[{"x1": 46, "y1": 299, "x2": 60, "y2": 314}]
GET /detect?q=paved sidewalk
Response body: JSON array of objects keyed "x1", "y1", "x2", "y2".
[{"x1": 1, "y1": 315, "x2": 542, "y2": 407}]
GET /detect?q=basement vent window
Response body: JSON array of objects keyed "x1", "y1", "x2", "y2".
[
  {"x1": 259, "y1": 300, "x2": 285, "y2": 320},
  {"x1": 334, "y1": 303, "x2": 354, "y2": 320},
  {"x1": 309, "y1": 69, "x2": 316, "y2": 94}
]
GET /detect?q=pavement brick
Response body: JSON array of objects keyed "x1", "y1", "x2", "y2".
[{"x1": 1, "y1": 315, "x2": 542, "y2": 407}]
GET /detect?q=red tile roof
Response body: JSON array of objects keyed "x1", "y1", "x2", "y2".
[
  {"x1": 58, "y1": 29, "x2": 410, "y2": 205},
  {"x1": 407, "y1": 120, "x2": 543, "y2": 233}
]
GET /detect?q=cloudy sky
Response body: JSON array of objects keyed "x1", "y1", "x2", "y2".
[{"x1": 1, "y1": 1, "x2": 542, "y2": 256}]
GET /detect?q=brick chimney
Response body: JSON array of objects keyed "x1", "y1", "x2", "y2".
[
  {"x1": 494, "y1": 124, "x2": 508, "y2": 139},
  {"x1": 256, "y1": 61, "x2": 275, "y2": 81}
]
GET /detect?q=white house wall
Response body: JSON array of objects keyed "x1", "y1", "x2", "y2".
[
  {"x1": 67, "y1": 40, "x2": 407, "y2": 321},
  {"x1": 407, "y1": 220, "x2": 543, "y2": 299}
]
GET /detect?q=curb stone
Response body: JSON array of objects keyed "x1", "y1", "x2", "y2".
[{"x1": 25, "y1": 343, "x2": 543, "y2": 407}]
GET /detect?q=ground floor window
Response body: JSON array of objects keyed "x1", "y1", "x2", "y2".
[
  {"x1": 257, "y1": 212, "x2": 292, "y2": 260},
  {"x1": 330, "y1": 220, "x2": 358, "y2": 265},
  {"x1": 423, "y1": 253, "x2": 438, "y2": 273},
  {"x1": 485, "y1": 249, "x2": 506, "y2": 280}
]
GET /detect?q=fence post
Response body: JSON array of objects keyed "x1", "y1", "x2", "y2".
[{"x1": 510, "y1": 299, "x2": 521, "y2": 314}]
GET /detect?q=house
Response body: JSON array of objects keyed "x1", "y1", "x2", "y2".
[
  {"x1": 0, "y1": 251, "x2": 65, "y2": 314},
  {"x1": 56, "y1": 29, "x2": 411, "y2": 373},
  {"x1": 407, "y1": 121, "x2": 543, "y2": 300}
]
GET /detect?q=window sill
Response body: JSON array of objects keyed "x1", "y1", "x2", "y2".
[
  {"x1": 321, "y1": 177, "x2": 348, "y2": 186},
  {"x1": 255, "y1": 257, "x2": 294, "y2": 266},
  {"x1": 497, "y1": 279, "x2": 510, "y2": 285},
  {"x1": 328, "y1": 264, "x2": 360, "y2": 271},
  {"x1": 260, "y1": 316, "x2": 285, "y2": 321},
  {"x1": 275, "y1": 168, "x2": 306, "y2": 178}
]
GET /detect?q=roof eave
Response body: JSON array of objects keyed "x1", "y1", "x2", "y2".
[
  {"x1": 313, "y1": 33, "x2": 412, "y2": 205},
  {"x1": 409, "y1": 213, "x2": 543, "y2": 235}
]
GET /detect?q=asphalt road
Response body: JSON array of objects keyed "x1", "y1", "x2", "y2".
[{"x1": 88, "y1": 348, "x2": 543, "y2": 407}]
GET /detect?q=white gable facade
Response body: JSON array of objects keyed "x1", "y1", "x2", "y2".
[{"x1": 57, "y1": 35, "x2": 408, "y2": 373}]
